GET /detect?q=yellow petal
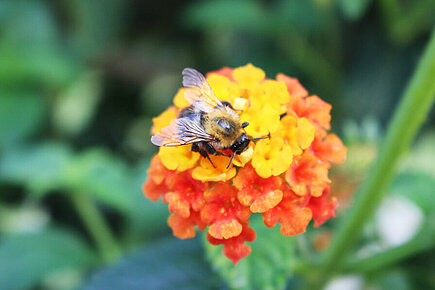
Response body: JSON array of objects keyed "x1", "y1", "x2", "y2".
[
  {"x1": 207, "y1": 74, "x2": 238, "y2": 102},
  {"x1": 261, "y1": 80, "x2": 290, "y2": 105},
  {"x1": 159, "y1": 146, "x2": 199, "y2": 171},
  {"x1": 272, "y1": 145, "x2": 293, "y2": 176},
  {"x1": 151, "y1": 107, "x2": 177, "y2": 135},
  {"x1": 232, "y1": 145, "x2": 254, "y2": 167},
  {"x1": 173, "y1": 88, "x2": 190, "y2": 108},
  {"x1": 192, "y1": 156, "x2": 236, "y2": 182},
  {"x1": 252, "y1": 157, "x2": 273, "y2": 178},
  {"x1": 297, "y1": 117, "x2": 315, "y2": 149},
  {"x1": 233, "y1": 63, "x2": 265, "y2": 89}
]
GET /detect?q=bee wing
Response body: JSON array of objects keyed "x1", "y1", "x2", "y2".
[
  {"x1": 151, "y1": 117, "x2": 213, "y2": 146},
  {"x1": 182, "y1": 68, "x2": 223, "y2": 113}
]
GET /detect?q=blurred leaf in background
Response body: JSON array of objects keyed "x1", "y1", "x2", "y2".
[
  {"x1": 0, "y1": 92, "x2": 46, "y2": 149},
  {"x1": 53, "y1": 71, "x2": 102, "y2": 137},
  {"x1": 0, "y1": 228, "x2": 96, "y2": 290},
  {"x1": 82, "y1": 238, "x2": 220, "y2": 290}
]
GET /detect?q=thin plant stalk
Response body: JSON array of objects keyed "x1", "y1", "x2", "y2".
[
  {"x1": 71, "y1": 192, "x2": 122, "y2": 263},
  {"x1": 308, "y1": 29, "x2": 435, "y2": 287}
]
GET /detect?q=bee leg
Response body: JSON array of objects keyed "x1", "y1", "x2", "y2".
[
  {"x1": 205, "y1": 154, "x2": 216, "y2": 168},
  {"x1": 204, "y1": 143, "x2": 231, "y2": 157},
  {"x1": 191, "y1": 143, "x2": 200, "y2": 153},
  {"x1": 192, "y1": 143, "x2": 216, "y2": 168}
]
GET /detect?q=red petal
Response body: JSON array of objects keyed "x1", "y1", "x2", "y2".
[
  {"x1": 168, "y1": 211, "x2": 206, "y2": 239},
  {"x1": 206, "y1": 67, "x2": 234, "y2": 80},
  {"x1": 263, "y1": 191, "x2": 312, "y2": 236},
  {"x1": 307, "y1": 188, "x2": 338, "y2": 227}
]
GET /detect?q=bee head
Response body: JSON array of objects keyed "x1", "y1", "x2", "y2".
[
  {"x1": 230, "y1": 133, "x2": 250, "y2": 154},
  {"x1": 226, "y1": 132, "x2": 270, "y2": 169},
  {"x1": 230, "y1": 129, "x2": 270, "y2": 155}
]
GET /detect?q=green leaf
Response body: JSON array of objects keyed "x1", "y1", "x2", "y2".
[
  {"x1": 274, "y1": 0, "x2": 334, "y2": 35},
  {"x1": 390, "y1": 172, "x2": 435, "y2": 214},
  {"x1": 0, "y1": 0, "x2": 79, "y2": 87},
  {"x1": 0, "y1": 228, "x2": 96, "y2": 290},
  {"x1": 67, "y1": 0, "x2": 125, "y2": 56},
  {"x1": 0, "y1": 143, "x2": 147, "y2": 216},
  {"x1": 83, "y1": 238, "x2": 220, "y2": 290},
  {"x1": 123, "y1": 158, "x2": 168, "y2": 238},
  {"x1": 338, "y1": 0, "x2": 372, "y2": 20},
  {"x1": 204, "y1": 215, "x2": 295, "y2": 290},
  {"x1": 0, "y1": 1, "x2": 79, "y2": 88},
  {"x1": 0, "y1": 203, "x2": 49, "y2": 234},
  {"x1": 0, "y1": 92, "x2": 46, "y2": 148},
  {"x1": 0, "y1": 142, "x2": 73, "y2": 194},
  {"x1": 53, "y1": 71, "x2": 102, "y2": 136},
  {"x1": 0, "y1": 44, "x2": 79, "y2": 87},
  {"x1": 0, "y1": 0, "x2": 59, "y2": 46},
  {"x1": 64, "y1": 149, "x2": 137, "y2": 213},
  {"x1": 184, "y1": 0, "x2": 269, "y2": 33}
]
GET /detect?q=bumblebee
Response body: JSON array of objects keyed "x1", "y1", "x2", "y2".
[{"x1": 151, "y1": 68, "x2": 267, "y2": 168}]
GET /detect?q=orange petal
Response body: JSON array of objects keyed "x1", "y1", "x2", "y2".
[
  {"x1": 142, "y1": 178, "x2": 166, "y2": 201},
  {"x1": 208, "y1": 218, "x2": 243, "y2": 239},
  {"x1": 206, "y1": 221, "x2": 256, "y2": 265},
  {"x1": 165, "y1": 191, "x2": 190, "y2": 218},
  {"x1": 279, "y1": 207, "x2": 312, "y2": 236},
  {"x1": 313, "y1": 134, "x2": 347, "y2": 164},
  {"x1": 168, "y1": 214, "x2": 196, "y2": 239},
  {"x1": 206, "y1": 67, "x2": 234, "y2": 80},
  {"x1": 250, "y1": 190, "x2": 283, "y2": 213}
]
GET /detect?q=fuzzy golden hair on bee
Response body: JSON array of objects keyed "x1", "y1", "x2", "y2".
[{"x1": 205, "y1": 108, "x2": 243, "y2": 149}]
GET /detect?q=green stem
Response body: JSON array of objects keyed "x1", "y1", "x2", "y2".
[
  {"x1": 309, "y1": 29, "x2": 435, "y2": 287},
  {"x1": 71, "y1": 192, "x2": 122, "y2": 263},
  {"x1": 343, "y1": 215, "x2": 435, "y2": 274}
]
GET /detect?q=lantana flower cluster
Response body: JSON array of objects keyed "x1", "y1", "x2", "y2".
[{"x1": 143, "y1": 64, "x2": 347, "y2": 264}]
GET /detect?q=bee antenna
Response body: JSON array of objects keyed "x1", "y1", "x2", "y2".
[
  {"x1": 249, "y1": 133, "x2": 270, "y2": 141},
  {"x1": 226, "y1": 152, "x2": 236, "y2": 169}
]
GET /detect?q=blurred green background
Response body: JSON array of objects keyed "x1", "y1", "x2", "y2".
[{"x1": 0, "y1": 0, "x2": 434, "y2": 289}]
